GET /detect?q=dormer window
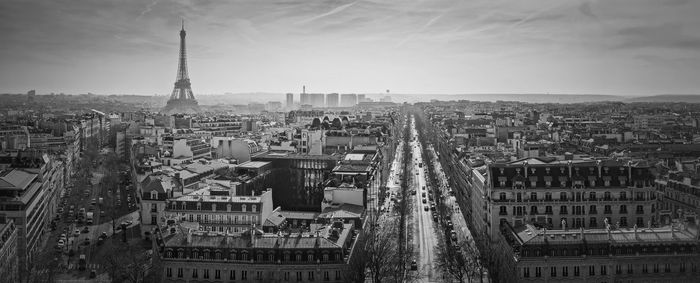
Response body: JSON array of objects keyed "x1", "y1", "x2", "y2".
[
  {"x1": 212, "y1": 204, "x2": 217, "y2": 212},
  {"x1": 151, "y1": 191, "x2": 158, "y2": 199},
  {"x1": 227, "y1": 204, "x2": 232, "y2": 212},
  {"x1": 197, "y1": 203, "x2": 202, "y2": 211},
  {"x1": 560, "y1": 167, "x2": 565, "y2": 174},
  {"x1": 242, "y1": 204, "x2": 247, "y2": 212},
  {"x1": 604, "y1": 167, "x2": 609, "y2": 174},
  {"x1": 531, "y1": 168, "x2": 536, "y2": 174},
  {"x1": 499, "y1": 168, "x2": 505, "y2": 175},
  {"x1": 545, "y1": 167, "x2": 551, "y2": 174},
  {"x1": 181, "y1": 202, "x2": 186, "y2": 210},
  {"x1": 252, "y1": 205, "x2": 257, "y2": 212}
]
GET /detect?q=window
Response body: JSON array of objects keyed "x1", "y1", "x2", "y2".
[
  {"x1": 324, "y1": 271, "x2": 330, "y2": 281},
  {"x1": 620, "y1": 217, "x2": 628, "y2": 227},
  {"x1": 256, "y1": 271, "x2": 263, "y2": 280},
  {"x1": 284, "y1": 272, "x2": 290, "y2": 281},
  {"x1": 335, "y1": 271, "x2": 341, "y2": 280},
  {"x1": 654, "y1": 264, "x2": 659, "y2": 273},
  {"x1": 166, "y1": 268, "x2": 172, "y2": 277},
  {"x1": 523, "y1": 267, "x2": 530, "y2": 278},
  {"x1": 192, "y1": 269, "x2": 198, "y2": 278},
  {"x1": 636, "y1": 217, "x2": 644, "y2": 227},
  {"x1": 230, "y1": 270, "x2": 236, "y2": 280},
  {"x1": 242, "y1": 270, "x2": 247, "y2": 280},
  {"x1": 620, "y1": 192, "x2": 627, "y2": 200},
  {"x1": 309, "y1": 271, "x2": 315, "y2": 281},
  {"x1": 627, "y1": 264, "x2": 634, "y2": 274},
  {"x1": 499, "y1": 192, "x2": 507, "y2": 201},
  {"x1": 203, "y1": 269, "x2": 209, "y2": 279},
  {"x1": 560, "y1": 192, "x2": 567, "y2": 201},
  {"x1": 563, "y1": 266, "x2": 569, "y2": 276},
  {"x1": 499, "y1": 206, "x2": 507, "y2": 215},
  {"x1": 589, "y1": 205, "x2": 597, "y2": 214},
  {"x1": 151, "y1": 191, "x2": 158, "y2": 199},
  {"x1": 642, "y1": 264, "x2": 648, "y2": 273},
  {"x1": 604, "y1": 205, "x2": 612, "y2": 214},
  {"x1": 535, "y1": 267, "x2": 541, "y2": 277},
  {"x1": 545, "y1": 206, "x2": 553, "y2": 215},
  {"x1": 604, "y1": 191, "x2": 611, "y2": 200},
  {"x1": 530, "y1": 192, "x2": 537, "y2": 201},
  {"x1": 296, "y1": 272, "x2": 303, "y2": 281},
  {"x1": 151, "y1": 203, "x2": 157, "y2": 212},
  {"x1": 551, "y1": 267, "x2": 557, "y2": 277},
  {"x1": 680, "y1": 263, "x2": 686, "y2": 272},
  {"x1": 619, "y1": 205, "x2": 628, "y2": 214},
  {"x1": 178, "y1": 268, "x2": 183, "y2": 278},
  {"x1": 322, "y1": 254, "x2": 329, "y2": 262},
  {"x1": 589, "y1": 192, "x2": 596, "y2": 200},
  {"x1": 151, "y1": 215, "x2": 157, "y2": 225},
  {"x1": 636, "y1": 205, "x2": 644, "y2": 214},
  {"x1": 545, "y1": 192, "x2": 552, "y2": 201},
  {"x1": 664, "y1": 264, "x2": 671, "y2": 273},
  {"x1": 308, "y1": 254, "x2": 314, "y2": 262},
  {"x1": 530, "y1": 206, "x2": 538, "y2": 215},
  {"x1": 560, "y1": 206, "x2": 568, "y2": 215},
  {"x1": 615, "y1": 265, "x2": 622, "y2": 274},
  {"x1": 589, "y1": 266, "x2": 595, "y2": 276},
  {"x1": 242, "y1": 204, "x2": 246, "y2": 212},
  {"x1": 252, "y1": 205, "x2": 257, "y2": 212},
  {"x1": 574, "y1": 266, "x2": 580, "y2": 276},
  {"x1": 601, "y1": 265, "x2": 607, "y2": 275},
  {"x1": 590, "y1": 217, "x2": 597, "y2": 228}
]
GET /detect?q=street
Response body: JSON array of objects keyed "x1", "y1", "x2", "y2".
[{"x1": 409, "y1": 115, "x2": 440, "y2": 282}]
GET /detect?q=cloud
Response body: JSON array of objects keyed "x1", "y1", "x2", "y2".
[
  {"x1": 617, "y1": 23, "x2": 700, "y2": 51},
  {"x1": 296, "y1": 1, "x2": 358, "y2": 25}
]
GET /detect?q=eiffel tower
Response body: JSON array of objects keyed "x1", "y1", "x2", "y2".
[{"x1": 162, "y1": 21, "x2": 200, "y2": 114}]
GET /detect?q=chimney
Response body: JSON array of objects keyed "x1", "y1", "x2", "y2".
[
  {"x1": 187, "y1": 228, "x2": 193, "y2": 244},
  {"x1": 633, "y1": 224, "x2": 638, "y2": 239},
  {"x1": 564, "y1": 152, "x2": 573, "y2": 161},
  {"x1": 580, "y1": 227, "x2": 584, "y2": 239}
]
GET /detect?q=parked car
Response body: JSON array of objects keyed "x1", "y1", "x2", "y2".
[
  {"x1": 73, "y1": 229, "x2": 81, "y2": 237},
  {"x1": 411, "y1": 260, "x2": 418, "y2": 270},
  {"x1": 82, "y1": 226, "x2": 90, "y2": 233}
]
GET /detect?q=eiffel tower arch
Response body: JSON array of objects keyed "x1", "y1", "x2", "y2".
[{"x1": 162, "y1": 21, "x2": 200, "y2": 115}]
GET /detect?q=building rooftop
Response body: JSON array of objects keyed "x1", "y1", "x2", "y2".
[
  {"x1": 0, "y1": 169, "x2": 37, "y2": 190},
  {"x1": 237, "y1": 161, "x2": 270, "y2": 169},
  {"x1": 508, "y1": 224, "x2": 699, "y2": 247}
]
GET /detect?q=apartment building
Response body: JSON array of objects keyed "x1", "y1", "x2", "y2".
[
  {"x1": 162, "y1": 188, "x2": 274, "y2": 234},
  {"x1": 154, "y1": 221, "x2": 356, "y2": 283},
  {"x1": 0, "y1": 219, "x2": 19, "y2": 283},
  {"x1": 0, "y1": 168, "x2": 49, "y2": 275},
  {"x1": 486, "y1": 157, "x2": 657, "y2": 241},
  {"x1": 497, "y1": 223, "x2": 700, "y2": 282}
]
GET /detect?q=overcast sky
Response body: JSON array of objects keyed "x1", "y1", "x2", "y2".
[{"x1": 1, "y1": 0, "x2": 699, "y2": 96}]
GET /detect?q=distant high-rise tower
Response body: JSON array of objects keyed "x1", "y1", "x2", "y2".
[
  {"x1": 300, "y1": 86, "x2": 310, "y2": 106},
  {"x1": 340, "y1": 93, "x2": 357, "y2": 107},
  {"x1": 326, "y1": 93, "x2": 339, "y2": 107},
  {"x1": 286, "y1": 93, "x2": 294, "y2": 108},
  {"x1": 162, "y1": 21, "x2": 199, "y2": 115}
]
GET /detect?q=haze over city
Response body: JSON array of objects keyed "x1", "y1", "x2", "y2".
[{"x1": 1, "y1": 0, "x2": 700, "y2": 96}]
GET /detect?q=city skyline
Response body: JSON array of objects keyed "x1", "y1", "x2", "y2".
[{"x1": 1, "y1": 0, "x2": 700, "y2": 96}]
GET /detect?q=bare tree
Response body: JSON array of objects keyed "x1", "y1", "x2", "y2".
[
  {"x1": 434, "y1": 238, "x2": 481, "y2": 283},
  {"x1": 103, "y1": 241, "x2": 150, "y2": 283}
]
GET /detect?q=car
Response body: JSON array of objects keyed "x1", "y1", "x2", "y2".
[
  {"x1": 100, "y1": 210, "x2": 105, "y2": 217},
  {"x1": 430, "y1": 205, "x2": 435, "y2": 211},
  {"x1": 446, "y1": 220, "x2": 453, "y2": 229},
  {"x1": 60, "y1": 233, "x2": 67, "y2": 241},
  {"x1": 57, "y1": 239, "x2": 65, "y2": 248},
  {"x1": 411, "y1": 260, "x2": 418, "y2": 270},
  {"x1": 422, "y1": 198, "x2": 427, "y2": 204},
  {"x1": 99, "y1": 232, "x2": 108, "y2": 239},
  {"x1": 69, "y1": 205, "x2": 75, "y2": 210},
  {"x1": 451, "y1": 231, "x2": 458, "y2": 241},
  {"x1": 423, "y1": 206, "x2": 429, "y2": 211},
  {"x1": 82, "y1": 227, "x2": 89, "y2": 233},
  {"x1": 74, "y1": 229, "x2": 81, "y2": 237},
  {"x1": 124, "y1": 220, "x2": 133, "y2": 226},
  {"x1": 83, "y1": 238, "x2": 90, "y2": 245}
]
